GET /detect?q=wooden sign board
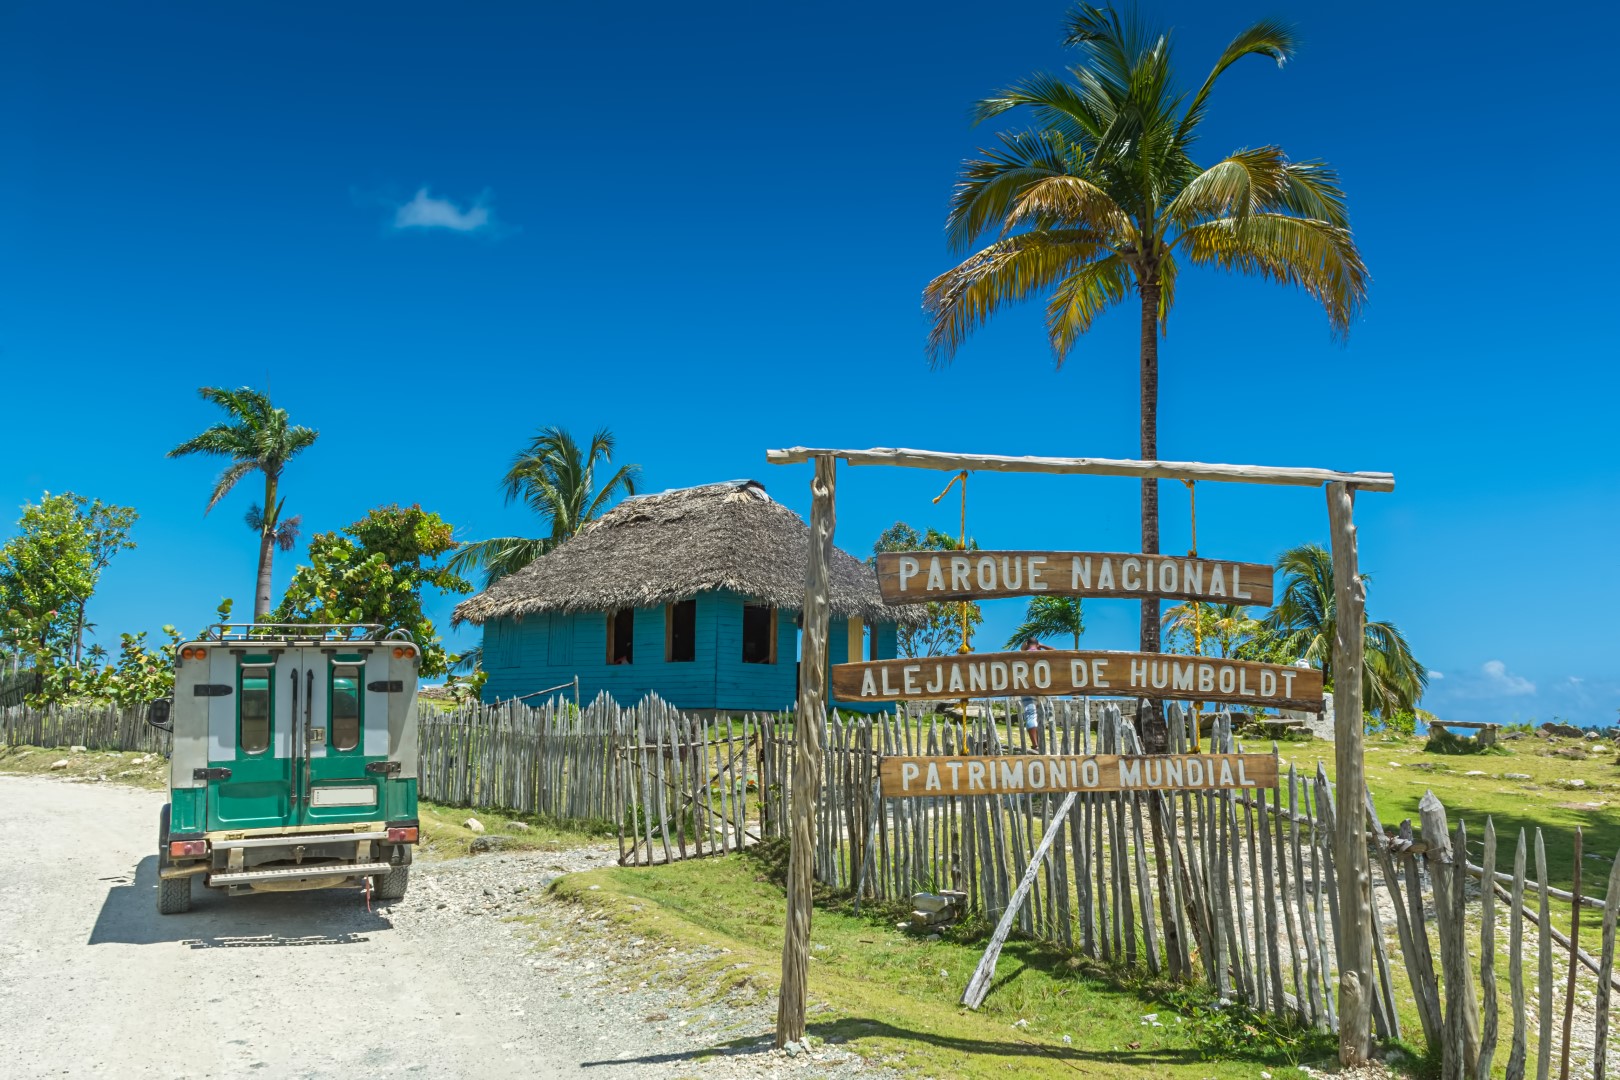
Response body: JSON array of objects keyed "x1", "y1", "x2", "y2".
[
  {"x1": 876, "y1": 550, "x2": 1274, "y2": 607},
  {"x1": 879, "y1": 753, "x2": 1279, "y2": 798},
  {"x1": 831, "y1": 650, "x2": 1323, "y2": 711}
]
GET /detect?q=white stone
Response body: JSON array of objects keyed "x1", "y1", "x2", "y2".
[
  {"x1": 464, "y1": 817, "x2": 484, "y2": 833},
  {"x1": 49, "y1": 759, "x2": 69, "y2": 770}
]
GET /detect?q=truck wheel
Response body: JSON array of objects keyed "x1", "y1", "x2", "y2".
[
  {"x1": 373, "y1": 866, "x2": 409, "y2": 901},
  {"x1": 156, "y1": 803, "x2": 192, "y2": 914},
  {"x1": 157, "y1": 873, "x2": 193, "y2": 914}
]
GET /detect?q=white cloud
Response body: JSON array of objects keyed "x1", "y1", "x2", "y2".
[
  {"x1": 1429, "y1": 671, "x2": 1444, "y2": 680},
  {"x1": 1480, "y1": 659, "x2": 1535, "y2": 696},
  {"x1": 392, "y1": 187, "x2": 494, "y2": 232}
]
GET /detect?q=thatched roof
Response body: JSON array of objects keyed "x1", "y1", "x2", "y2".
[{"x1": 453, "y1": 480, "x2": 915, "y2": 626}]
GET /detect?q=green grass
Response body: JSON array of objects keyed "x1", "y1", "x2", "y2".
[
  {"x1": 544, "y1": 841, "x2": 1355, "y2": 1079},
  {"x1": 1284, "y1": 729, "x2": 1620, "y2": 930},
  {"x1": 0, "y1": 743, "x2": 168, "y2": 788}
]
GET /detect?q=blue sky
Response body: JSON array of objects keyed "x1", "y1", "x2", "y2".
[{"x1": 1, "y1": 1, "x2": 1614, "y2": 725}]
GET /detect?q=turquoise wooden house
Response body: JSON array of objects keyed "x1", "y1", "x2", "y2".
[{"x1": 452, "y1": 480, "x2": 912, "y2": 713}]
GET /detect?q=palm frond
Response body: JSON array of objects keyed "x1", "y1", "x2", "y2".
[
  {"x1": 1165, "y1": 147, "x2": 1291, "y2": 224},
  {"x1": 1178, "y1": 18, "x2": 1296, "y2": 146},
  {"x1": 1044, "y1": 253, "x2": 1133, "y2": 360},
  {"x1": 207, "y1": 460, "x2": 258, "y2": 514},
  {"x1": 444, "y1": 536, "x2": 557, "y2": 588},
  {"x1": 924, "y1": 229, "x2": 1112, "y2": 365},
  {"x1": 1181, "y1": 212, "x2": 1368, "y2": 335}
]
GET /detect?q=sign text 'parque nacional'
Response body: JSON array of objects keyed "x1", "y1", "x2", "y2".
[
  {"x1": 879, "y1": 753, "x2": 1279, "y2": 798},
  {"x1": 831, "y1": 651, "x2": 1323, "y2": 712},
  {"x1": 876, "y1": 550, "x2": 1274, "y2": 607}
]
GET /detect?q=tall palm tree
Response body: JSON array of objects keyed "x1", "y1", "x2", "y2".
[
  {"x1": 925, "y1": 5, "x2": 1367, "y2": 681},
  {"x1": 448, "y1": 426, "x2": 640, "y2": 586},
  {"x1": 1005, "y1": 595, "x2": 1084, "y2": 650},
  {"x1": 167, "y1": 387, "x2": 319, "y2": 619},
  {"x1": 1262, "y1": 543, "x2": 1426, "y2": 717}
]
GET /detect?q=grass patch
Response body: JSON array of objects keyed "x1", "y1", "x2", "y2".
[
  {"x1": 416, "y1": 800, "x2": 614, "y2": 860},
  {"x1": 545, "y1": 841, "x2": 1348, "y2": 1079},
  {"x1": 0, "y1": 744, "x2": 168, "y2": 789}
]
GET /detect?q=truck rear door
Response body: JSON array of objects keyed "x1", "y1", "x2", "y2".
[
  {"x1": 298, "y1": 650, "x2": 388, "y2": 826},
  {"x1": 204, "y1": 652, "x2": 295, "y2": 831}
]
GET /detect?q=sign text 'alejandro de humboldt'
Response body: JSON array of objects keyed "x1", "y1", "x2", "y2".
[
  {"x1": 831, "y1": 651, "x2": 1323, "y2": 711},
  {"x1": 876, "y1": 550, "x2": 1274, "y2": 607},
  {"x1": 879, "y1": 753, "x2": 1278, "y2": 798}
]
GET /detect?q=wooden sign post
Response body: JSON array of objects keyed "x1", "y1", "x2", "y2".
[
  {"x1": 768, "y1": 445, "x2": 1393, "y2": 1067},
  {"x1": 832, "y1": 651, "x2": 1323, "y2": 712},
  {"x1": 876, "y1": 550, "x2": 1274, "y2": 606},
  {"x1": 879, "y1": 751, "x2": 1278, "y2": 798}
]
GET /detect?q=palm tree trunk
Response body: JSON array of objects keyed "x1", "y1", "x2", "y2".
[
  {"x1": 1138, "y1": 278, "x2": 1167, "y2": 752},
  {"x1": 254, "y1": 472, "x2": 277, "y2": 619}
]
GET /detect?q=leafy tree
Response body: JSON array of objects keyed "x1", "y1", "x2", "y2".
[
  {"x1": 272, "y1": 505, "x2": 472, "y2": 677},
  {"x1": 0, "y1": 493, "x2": 97, "y2": 672},
  {"x1": 72, "y1": 499, "x2": 138, "y2": 664},
  {"x1": 105, "y1": 626, "x2": 183, "y2": 709},
  {"x1": 924, "y1": 5, "x2": 1367, "y2": 681},
  {"x1": 1006, "y1": 595, "x2": 1084, "y2": 649},
  {"x1": 167, "y1": 387, "x2": 319, "y2": 619},
  {"x1": 1260, "y1": 543, "x2": 1426, "y2": 717},
  {"x1": 871, "y1": 522, "x2": 983, "y2": 657},
  {"x1": 448, "y1": 426, "x2": 640, "y2": 587},
  {"x1": 1161, "y1": 601, "x2": 1260, "y2": 658}
]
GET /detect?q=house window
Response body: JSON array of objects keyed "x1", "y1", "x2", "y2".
[
  {"x1": 666, "y1": 600, "x2": 696, "y2": 663},
  {"x1": 488, "y1": 620, "x2": 520, "y2": 669},
  {"x1": 742, "y1": 603, "x2": 776, "y2": 664},
  {"x1": 607, "y1": 609, "x2": 634, "y2": 665}
]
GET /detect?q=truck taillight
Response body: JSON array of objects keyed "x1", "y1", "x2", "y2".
[
  {"x1": 386, "y1": 827, "x2": 418, "y2": 843},
  {"x1": 169, "y1": 839, "x2": 208, "y2": 858}
]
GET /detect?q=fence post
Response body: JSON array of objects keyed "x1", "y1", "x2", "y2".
[
  {"x1": 1418, "y1": 790, "x2": 1480, "y2": 1079},
  {"x1": 776, "y1": 453, "x2": 834, "y2": 1048},
  {"x1": 1326, "y1": 480, "x2": 1374, "y2": 1065}
]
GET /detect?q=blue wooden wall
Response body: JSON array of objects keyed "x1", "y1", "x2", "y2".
[{"x1": 479, "y1": 588, "x2": 897, "y2": 713}]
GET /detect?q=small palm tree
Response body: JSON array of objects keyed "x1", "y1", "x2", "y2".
[
  {"x1": 926, "y1": 5, "x2": 1367, "y2": 668},
  {"x1": 85, "y1": 643, "x2": 109, "y2": 668},
  {"x1": 449, "y1": 426, "x2": 640, "y2": 586},
  {"x1": 167, "y1": 387, "x2": 318, "y2": 618},
  {"x1": 1262, "y1": 543, "x2": 1426, "y2": 716},
  {"x1": 1161, "y1": 602, "x2": 1260, "y2": 658},
  {"x1": 1005, "y1": 595, "x2": 1084, "y2": 650}
]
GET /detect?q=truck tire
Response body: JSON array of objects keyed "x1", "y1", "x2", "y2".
[
  {"x1": 157, "y1": 873, "x2": 192, "y2": 914},
  {"x1": 373, "y1": 866, "x2": 409, "y2": 901},
  {"x1": 156, "y1": 803, "x2": 192, "y2": 914}
]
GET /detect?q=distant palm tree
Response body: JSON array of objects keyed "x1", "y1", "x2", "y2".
[
  {"x1": 1161, "y1": 602, "x2": 1259, "y2": 658},
  {"x1": 245, "y1": 502, "x2": 302, "y2": 555},
  {"x1": 1005, "y1": 595, "x2": 1084, "y2": 650},
  {"x1": 1262, "y1": 543, "x2": 1426, "y2": 716},
  {"x1": 925, "y1": 5, "x2": 1368, "y2": 675},
  {"x1": 448, "y1": 426, "x2": 640, "y2": 586},
  {"x1": 84, "y1": 643, "x2": 108, "y2": 667},
  {"x1": 167, "y1": 387, "x2": 319, "y2": 619}
]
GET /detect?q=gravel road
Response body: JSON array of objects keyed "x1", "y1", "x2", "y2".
[{"x1": 0, "y1": 775, "x2": 892, "y2": 1080}]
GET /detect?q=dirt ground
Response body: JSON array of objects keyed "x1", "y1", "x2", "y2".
[{"x1": 0, "y1": 775, "x2": 885, "y2": 1079}]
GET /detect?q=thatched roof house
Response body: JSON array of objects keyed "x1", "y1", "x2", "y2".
[{"x1": 456, "y1": 480, "x2": 908, "y2": 713}]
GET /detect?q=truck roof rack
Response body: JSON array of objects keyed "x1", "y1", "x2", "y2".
[{"x1": 199, "y1": 623, "x2": 411, "y2": 643}]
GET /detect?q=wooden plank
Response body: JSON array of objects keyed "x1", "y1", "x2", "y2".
[
  {"x1": 1594, "y1": 843, "x2": 1620, "y2": 1080},
  {"x1": 1478, "y1": 817, "x2": 1499, "y2": 1080},
  {"x1": 1508, "y1": 829, "x2": 1529, "y2": 1080},
  {"x1": 834, "y1": 652, "x2": 1322, "y2": 710},
  {"x1": 1537, "y1": 830, "x2": 1555, "y2": 1080},
  {"x1": 1328, "y1": 481, "x2": 1374, "y2": 1066},
  {"x1": 961, "y1": 790, "x2": 1079, "y2": 1009},
  {"x1": 875, "y1": 550, "x2": 1274, "y2": 607},
  {"x1": 1560, "y1": 827, "x2": 1583, "y2": 1080},
  {"x1": 878, "y1": 752, "x2": 1278, "y2": 797},
  {"x1": 765, "y1": 445, "x2": 1397, "y2": 492},
  {"x1": 1420, "y1": 792, "x2": 1481, "y2": 1078}
]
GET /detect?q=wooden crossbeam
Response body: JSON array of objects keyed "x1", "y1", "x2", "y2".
[{"x1": 766, "y1": 446, "x2": 1395, "y2": 493}]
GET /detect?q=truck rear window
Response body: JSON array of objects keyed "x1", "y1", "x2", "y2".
[
  {"x1": 239, "y1": 665, "x2": 272, "y2": 754},
  {"x1": 331, "y1": 664, "x2": 361, "y2": 751}
]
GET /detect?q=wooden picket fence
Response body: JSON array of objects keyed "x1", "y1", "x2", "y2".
[
  {"x1": 8, "y1": 692, "x2": 1615, "y2": 1069},
  {"x1": 1, "y1": 702, "x2": 172, "y2": 754}
]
